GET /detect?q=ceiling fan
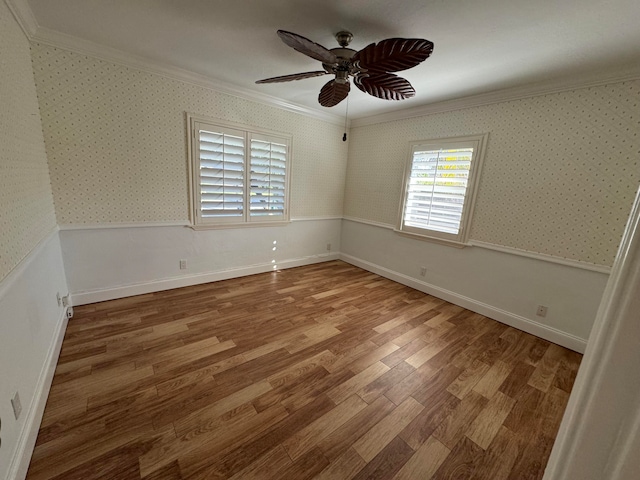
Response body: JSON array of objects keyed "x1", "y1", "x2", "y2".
[{"x1": 256, "y1": 30, "x2": 434, "y2": 107}]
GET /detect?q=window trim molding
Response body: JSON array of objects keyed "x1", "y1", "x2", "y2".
[
  {"x1": 186, "y1": 113, "x2": 293, "y2": 227},
  {"x1": 396, "y1": 133, "x2": 489, "y2": 246}
]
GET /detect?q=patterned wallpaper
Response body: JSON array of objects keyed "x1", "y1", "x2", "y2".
[
  {"x1": 0, "y1": 2, "x2": 57, "y2": 282},
  {"x1": 30, "y1": 43, "x2": 348, "y2": 224},
  {"x1": 345, "y1": 81, "x2": 640, "y2": 266}
]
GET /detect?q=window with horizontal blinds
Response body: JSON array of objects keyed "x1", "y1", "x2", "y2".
[
  {"x1": 404, "y1": 147, "x2": 472, "y2": 234},
  {"x1": 399, "y1": 134, "x2": 487, "y2": 244},
  {"x1": 198, "y1": 127, "x2": 245, "y2": 219},
  {"x1": 250, "y1": 136, "x2": 287, "y2": 218},
  {"x1": 189, "y1": 116, "x2": 291, "y2": 226}
]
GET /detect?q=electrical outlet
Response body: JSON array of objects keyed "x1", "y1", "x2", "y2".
[
  {"x1": 326, "y1": 243, "x2": 331, "y2": 251},
  {"x1": 536, "y1": 305, "x2": 548, "y2": 317},
  {"x1": 179, "y1": 259, "x2": 187, "y2": 270},
  {"x1": 11, "y1": 392, "x2": 22, "y2": 420},
  {"x1": 56, "y1": 292, "x2": 61, "y2": 307},
  {"x1": 420, "y1": 266, "x2": 427, "y2": 277},
  {"x1": 67, "y1": 307, "x2": 74, "y2": 319}
]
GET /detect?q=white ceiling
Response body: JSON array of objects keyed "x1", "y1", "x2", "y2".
[{"x1": 23, "y1": 0, "x2": 640, "y2": 120}]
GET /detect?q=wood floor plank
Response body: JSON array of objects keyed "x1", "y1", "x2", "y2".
[
  {"x1": 472, "y1": 359, "x2": 514, "y2": 398},
  {"x1": 275, "y1": 447, "x2": 330, "y2": 480},
  {"x1": 398, "y1": 388, "x2": 460, "y2": 451},
  {"x1": 446, "y1": 358, "x2": 491, "y2": 400},
  {"x1": 179, "y1": 406, "x2": 294, "y2": 479},
  {"x1": 352, "y1": 396, "x2": 424, "y2": 462},
  {"x1": 431, "y1": 436, "x2": 486, "y2": 479},
  {"x1": 405, "y1": 338, "x2": 451, "y2": 368},
  {"x1": 380, "y1": 337, "x2": 427, "y2": 368},
  {"x1": 326, "y1": 361, "x2": 390, "y2": 404},
  {"x1": 357, "y1": 361, "x2": 415, "y2": 404},
  {"x1": 173, "y1": 379, "x2": 272, "y2": 436},
  {"x1": 349, "y1": 341, "x2": 400, "y2": 373},
  {"x1": 316, "y1": 395, "x2": 396, "y2": 461},
  {"x1": 392, "y1": 435, "x2": 451, "y2": 480},
  {"x1": 314, "y1": 447, "x2": 366, "y2": 480},
  {"x1": 352, "y1": 436, "x2": 415, "y2": 480},
  {"x1": 465, "y1": 390, "x2": 516, "y2": 449},
  {"x1": 282, "y1": 393, "x2": 368, "y2": 460},
  {"x1": 227, "y1": 445, "x2": 292, "y2": 480},
  {"x1": 138, "y1": 402, "x2": 257, "y2": 476},
  {"x1": 26, "y1": 261, "x2": 581, "y2": 480},
  {"x1": 528, "y1": 343, "x2": 565, "y2": 392},
  {"x1": 475, "y1": 426, "x2": 520, "y2": 480},
  {"x1": 432, "y1": 390, "x2": 488, "y2": 450},
  {"x1": 186, "y1": 394, "x2": 336, "y2": 479},
  {"x1": 384, "y1": 362, "x2": 438, "y2": 406},
  {"x1": 266, "y1": 349, "x2": 336, "y2": 388}
]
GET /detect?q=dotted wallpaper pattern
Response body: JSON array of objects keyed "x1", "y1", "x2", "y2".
[
  {"x1": 345, "y1": 81, "x2": 640, "y2": 266},
  {"x1": 30, "y1": 43, "x2": 348, "y2": 225},
  {"x1": 0, "y1": 2, "x2": 57, "y2": 282}
]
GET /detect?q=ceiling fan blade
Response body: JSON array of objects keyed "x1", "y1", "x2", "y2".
[
  {"x1": 354, "y1": 38, "x2": 434, "y2": 73},
  {"x1": 277, "y1": 30, "x2": 338, "y2": 65},
  {"x1": 318, "y1": 80, "x2": 350, "y2": 107},
  {"x1": 256, "y1": 71, "x2": 329, "y2": 84},
  {"x1": 355, "y1": 73, "x2": 415, "y2": 100}
]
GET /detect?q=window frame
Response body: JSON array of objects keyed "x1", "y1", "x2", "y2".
[
  {"x1": 396, "y1": 133, "x2": 488, "y2": 246},
  {"x1": 187, "y1": 114, "x2": 292, "y2": 228}
]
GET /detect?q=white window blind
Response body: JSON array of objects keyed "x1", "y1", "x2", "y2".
[
  {"x1": 250, "y1": 135, "x2": 287, "y2": 218},
  {"x1": 399, "y1": 134, "x2": 487, "y2": 244},
  {"x1": 190, "y1": 117, "x2": 291, "y2": 226},
  {"x1": 404, "y1": 147, "x2": 472, "y2": 235},
  {"x1": 198, "y1": 128, "x2": 245, "y2": 219}
]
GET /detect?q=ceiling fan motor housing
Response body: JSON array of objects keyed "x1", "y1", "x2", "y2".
[{"x1": 323, "y1": 47, "x2": 358, "y2": 83}]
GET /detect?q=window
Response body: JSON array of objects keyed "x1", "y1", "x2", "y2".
[
  {"x1": 188, "y1": 115, "x2": 291, "y2": 227},
  {"x1": 398, "y1": 134, "x2": 487, "y2": 244}
]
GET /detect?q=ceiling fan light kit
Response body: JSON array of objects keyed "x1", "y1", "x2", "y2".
[{"x1": 256, "y1": 30, "x2": 434, "y2": 107}]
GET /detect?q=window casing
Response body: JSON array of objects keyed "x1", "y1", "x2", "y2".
[
  {"x1": 188, "y1": 115, "x2": 291, "y2": 227},
  {"x1": 397, "y1": 134, "x2": 488, "y2": 245}
]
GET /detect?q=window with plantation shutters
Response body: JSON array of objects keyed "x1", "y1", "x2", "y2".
[
  {"x1": 398, "y1": 134, "x2": 487, "y2": 244},
  {"x1": 250, "y1": 135, "x2": 287, "y2": 218},
  {"x1": 188, "y1": 116, "x2": 291, "y2": 226}
]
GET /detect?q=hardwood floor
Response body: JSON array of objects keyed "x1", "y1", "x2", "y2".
[{"x1": 27, "y1": 261, "x2": 581, "y2": 479}]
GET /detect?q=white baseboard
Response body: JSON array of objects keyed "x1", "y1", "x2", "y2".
[
  {"x1": 71, "y1": 253, "x2": 340, "y2": 306},
  {"x1": 340, "y1": 253, "x2": 587, "y2": 353},
  {"x1": 8, "y1": 309, "x2": 69, "y2": 480}
]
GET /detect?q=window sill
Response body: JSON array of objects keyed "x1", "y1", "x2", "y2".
[
  {"x1": 189, "y1": 220, "x2": 291, "y2": 230},
  {"x1": 393, "y1": 228, "x2": 469, "y2": 248}
]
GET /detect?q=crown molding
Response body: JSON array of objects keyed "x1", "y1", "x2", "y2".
[
  {"x1": 12, "y1": 0, "x2": 638, "y2": 129},
  {"x1": 5, "y1": 0, "x2": 38, "y2": 38},
  {"x1": 351, "y1": 66, "x2": 640, "y2": 128},
  {"x1": 26, "y1": 26, "x2": 346, "y2": 127}
]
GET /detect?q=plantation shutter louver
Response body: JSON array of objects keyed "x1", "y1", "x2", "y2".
[
  {"x1": 250, "y1": 135, "x2": 287, "y2": 220},
  {"x1": 403, "y1": 147, "x2": 473, "y2": 235},
  {"x1": 197, "y1": 126, "x2": 246, "y2": 220}
]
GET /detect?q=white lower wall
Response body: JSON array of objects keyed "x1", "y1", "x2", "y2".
[
  {"x1": 0, "y1": 230, "x2": 69, "y2": 480},
  {"x1": 340, "y1": 219, "x2": 610, "y2": 352},
  {"x1": 61, "y1": 218, "x2": 342, "y2": 305}
]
